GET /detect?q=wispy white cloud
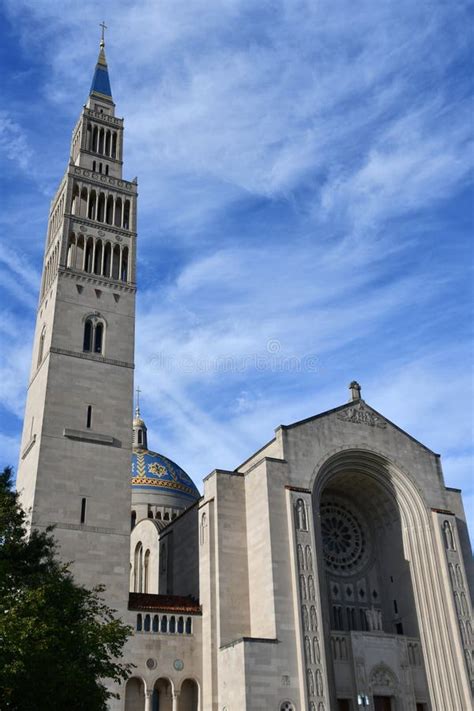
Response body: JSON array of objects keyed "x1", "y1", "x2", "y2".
[
  {"x1": 1, "y1": 0, "x2": 472, "y2": 533},
  {"x1": 0, "y1": 111, "x2": 33, "y2": 172}
]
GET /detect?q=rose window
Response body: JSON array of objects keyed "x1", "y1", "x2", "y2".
[{"x1": 321, "y1": 501, "x2": 369, "y2": 575}]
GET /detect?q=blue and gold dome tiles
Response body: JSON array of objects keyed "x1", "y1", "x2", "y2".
[{"x1": 131, "y1": 449, "x2": 200, "y2": 502}]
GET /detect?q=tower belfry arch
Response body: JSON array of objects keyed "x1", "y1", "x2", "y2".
[{"x1": 16, "y1": 36, "x2": 137, "y2": 635}]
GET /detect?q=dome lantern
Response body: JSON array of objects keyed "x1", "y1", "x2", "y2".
[{"x1": 133, "y1": 386, "x2": 147, "y2": 449}]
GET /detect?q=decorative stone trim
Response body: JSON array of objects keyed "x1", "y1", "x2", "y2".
[
  {"x1": 84, "y1": 107, "x2": 123, "y2": 127},
  {"x1": 219, "y1": 637, "x2": 279, "y2": 650},
  {"x1": 44, "y1": 521, "x2": 129, "y2": 536},
  {"x1": 69, "y1": 167, "x2": 136, "y2": 194},
  {"x1": 288, "y1": 489, "x2": 329, "y2": 710},
  {"x1": 66, "y1": 214, "x2": 136, "y2": 240},
  {"x1": 59, "y1": 266, "x2": 137, "y2": 292},
  {"x1": 435, "y1": 510, "x2": 474, "y2": 687},
  {"x1": 63, "y1": 428, "x2": 116, "y2": 446},
  {"x1": 21, "y1": 434, "x2": 37, "y2": 459},
  {"x1": 50, "y1": 346, "x2": 134, "y2": 369},
  {"x1": 337, "y1": 402, "x2": 386, "y2": 429}
]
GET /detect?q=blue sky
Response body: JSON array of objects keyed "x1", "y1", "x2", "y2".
[{"x1": 0, "y1": 1, "x2": 473, "y2": 534}]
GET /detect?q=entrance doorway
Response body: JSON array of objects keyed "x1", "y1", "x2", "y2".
[
  {"x1": 337, "y1": 700, "x2": 352, "y2": 711},
  {"x1": 374, "y1": 697, "x2": 392, "y2": 711}
]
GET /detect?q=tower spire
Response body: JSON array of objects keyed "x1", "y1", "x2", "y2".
[{"x1": 89, "y1": 23, "x2": 112, "y2": 101}]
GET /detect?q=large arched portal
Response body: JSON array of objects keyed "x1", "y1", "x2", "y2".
[
  {"x1": 318, "y1": 469, "x2": 419, "y2": 639},
  {"x1": 311, "y1": 448, "x2": 471, "y2": 711}
]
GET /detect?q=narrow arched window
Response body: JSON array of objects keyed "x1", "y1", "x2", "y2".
[
  {"x1": 94, "y1": 322, "x2": 103, "y2": 354},
  {"x1": 169, "y1": 616, "x2": 175, "y2": 633},
  {"x1": 80, "y1": 187, "x2": 88, "y2": 217},
  {"x1": 138, "y1": 430, "x2": 143, "y2": 445},
  {"x1": 97, "y1": 193, "x2": 105, "y2": 222},
  {"x1": 37, "y1": 326, "x2": 46, "y2": 366},
  {"x1": 103, "y1": 243, "x2": 111, "y2": 277},
  {"x1": 88, "y1": 191, "x2": 96, "y2": 220},
  {"x1": 92, "y1": 126, "x2": 98, "y2": 152},
  {"x1": 106, "y1": 195, "x2": 113, "y2": 225},
  {"x1": 185, "y1": 617, "x2": 192, "y2": 634},
  {"x1": 152, "y1": 615, "x2": 159, "y2": 632},
  {"x1": 98, "y1": 127, "x2": 104, "y2": 154},
  {"x1": 121, "y1": 247, "x2": 129, "y2": 282},
  {"x1": 131, "y1": 511, "x2": 136, "y2": 530},
  {"x1": 123, "y1": 200, "x2": 130, "y2": 230},
  {"x1": 84, "y1": 238, "x2": 93, "y2": 273},
  {"x1": 136, "y1": 614, "x2": 142, "y2": 631},
  {"x1": 94, "y1": 240, "x2": 102, "y2": 274},
  {"x1": 134, "y1": 543, "x2": 143, "y2": 593},
  {"x1": 67, "y1": 236, "x2": 75, "y2": 268},
  {"x1": 112, "y1": 132, "x2": 117, "y2": 158},
  {"x1": 144, "y1": 614, "x2": 150, "y2": 632},
  {"x1": 160, "y1": 615, "x2": 167, "y2": 633},
  {"x1": 92, "y1": 160, "x2": 96, "y2": 171},
  {"x1": 114, "y1": 197, "x2": 122, "y2": 227},
  {"x1": 112, "y1": 245, "x2": 120, "y2": 279},
  {"x1": 177, "y1": 616, "x2": 184, "y2": 634},
  {"x1": 83, "y1": 319, "x2": 93, "y2": 352}
]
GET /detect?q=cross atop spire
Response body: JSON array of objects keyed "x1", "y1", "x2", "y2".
[
  {"x1": 135, "y1": 386, "x2": 142, "y2": 416},
  {"x1": 99, "y1": 21, "x2": 107, "y2": 47}
]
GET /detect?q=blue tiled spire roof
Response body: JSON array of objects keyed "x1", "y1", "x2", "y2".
[{"x1": 90, "y1": 41, "x2": 112, "y2": 99}]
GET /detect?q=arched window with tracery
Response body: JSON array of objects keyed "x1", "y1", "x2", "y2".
[{"x1": 83, "y1": 316, "x2": 105, "y2": 355}]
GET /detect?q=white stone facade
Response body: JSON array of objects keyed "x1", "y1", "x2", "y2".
[{"x1": 16, "y1": 43, "x2": 473, "y2": 711}]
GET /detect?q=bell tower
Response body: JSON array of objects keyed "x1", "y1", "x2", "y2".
[{"x1": 16, "y1": 35, "x2": 137, "y2": 613}]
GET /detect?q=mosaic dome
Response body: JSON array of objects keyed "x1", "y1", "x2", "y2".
[{"x1": 131, "y1": 449, "x2": 200, "y2": 503}]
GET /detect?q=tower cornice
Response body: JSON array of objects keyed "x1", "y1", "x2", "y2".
[
  {"x1": 69, "y1": 165, "x2": 137, "y2": 195},
  {"x1": 83, "y1": 106, "x2": 123, "y2": 127},
  {"x1": 66, "y1": 214, "x2": 136, "y2": 239},
  {"x1": 59, "y1": 266, "x2": 137, "y2": 292}
]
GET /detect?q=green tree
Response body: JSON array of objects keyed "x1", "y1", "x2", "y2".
[{"x1": 0, "y1": 466, "x2": 132, "y2": 710}]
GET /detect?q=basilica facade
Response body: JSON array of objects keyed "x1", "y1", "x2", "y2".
[{"x1": 16, "y1": 40, "x2": 473, "y2": 711}]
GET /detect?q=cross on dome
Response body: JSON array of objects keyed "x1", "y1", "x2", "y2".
[{"x1": 135, "y1": 385, "x2": 142, "y2": 417}]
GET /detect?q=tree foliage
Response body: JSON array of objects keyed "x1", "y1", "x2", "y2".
[{"x1": 0, "y1": 466, "x2": 132, "y2": 710}]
